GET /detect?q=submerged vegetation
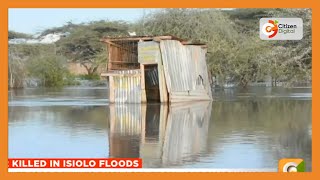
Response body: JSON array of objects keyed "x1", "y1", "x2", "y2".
[{"x1": 8, "y1": 8, "x2": 311, "y2": 88}]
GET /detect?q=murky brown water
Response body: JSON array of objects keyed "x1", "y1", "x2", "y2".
[{"x1": 8, "y1": 86, "x2": 312, "y2": 171}]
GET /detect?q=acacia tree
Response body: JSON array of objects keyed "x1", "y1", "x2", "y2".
[{"x1": 56, "y1": 21, "x2": 129, "y2": 75}]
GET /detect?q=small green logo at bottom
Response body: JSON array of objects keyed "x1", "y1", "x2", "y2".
[{"x1": 278, "y1": 158, "x2": 305, "y2": 172}]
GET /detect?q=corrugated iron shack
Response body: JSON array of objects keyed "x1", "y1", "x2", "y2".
[{"x1": 101, "y1": 35, "x2": 212, "y2": 103}]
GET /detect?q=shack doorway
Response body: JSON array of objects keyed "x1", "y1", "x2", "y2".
[{"x1": 144, "y1": 64, "x2": 160, "y2": 102}]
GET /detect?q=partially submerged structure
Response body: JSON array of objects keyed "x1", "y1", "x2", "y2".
[{"x1": 101, "y1": 35, "x2": 212, "y2": 103}]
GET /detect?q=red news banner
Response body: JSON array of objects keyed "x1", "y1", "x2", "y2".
[{"x1": 8, "y1": 158, "x2": 142, "y2": 168}]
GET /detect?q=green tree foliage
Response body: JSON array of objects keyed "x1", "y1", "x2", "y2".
[
  {"x1": 56, "y1": 21, "x2": 129, "y2": 75},
  {"x1": 40, "y1": 21, "x2": 79, "y2": 36},
  {"x1": 135, "y1": 9, "x2": 267, "y2": 86},
  {"x1": 135, "y1": 8, "x2": 311, "y2": 87},
  {"x1": 9, "y1": 9, "x2": 311, "y2": 88},
  {"x1": 267, "y1": 9, "x2": 311, "y2": 86}
]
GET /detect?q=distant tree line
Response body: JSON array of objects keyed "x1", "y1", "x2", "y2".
[
  {"x1": 8, "y1": 31, "x2": 32, "y2": 40},
  {"x1": 8, "y1": 21, "x2": 129, "y2": 88},
  {"x1": 8, "y1": 8, "x2": 311, "y2": 88}
]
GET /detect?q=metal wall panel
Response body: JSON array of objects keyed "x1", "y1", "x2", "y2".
[
  {"x1": 113, "y1": 69, "x2": 141, "y2": 103},
  {"x1": 187, "y1": 46, "x2": 213, "y2": 99},
  {"x1": 160, "y1": 40, "x2": 212, "y2": 100}
]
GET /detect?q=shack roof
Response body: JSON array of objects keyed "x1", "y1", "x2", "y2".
[{"x1": 101, "y1": 35, "x2": 207, "y2": 47}]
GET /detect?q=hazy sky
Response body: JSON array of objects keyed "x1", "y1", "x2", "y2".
[{"x1": 9, "y1": 8, "x2": 154, "y2": 34}]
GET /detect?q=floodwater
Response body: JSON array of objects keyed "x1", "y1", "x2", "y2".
[{"x1": 8, "y1": 86, "x2": 312, "y2": 171}]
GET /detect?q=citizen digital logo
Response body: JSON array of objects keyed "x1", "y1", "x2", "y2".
[
  {"x1": 260, "y1": 18, "x2": 303, "y2": 40},
  {"x1": 278, "y1": 23, "x2": 298, "y2": 34},
  {"x1": 278, "y1": 24, "x2": 297, "y2": 28}
]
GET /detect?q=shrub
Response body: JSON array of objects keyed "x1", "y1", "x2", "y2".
[
  {"x1": 27, "y1": 55, "x2": 70, "y2": 87},
  {"x1": 77, "y1": 73, "x2": 100, "y2": 80},
  {"x1": 63, "y1": 72, "x2": 81, "y2": 86}
]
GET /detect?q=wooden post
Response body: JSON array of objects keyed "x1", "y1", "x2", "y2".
[
  {"x1": 140, "y1": 64, "x2": 147, "y2": 103},
  {"x1": 158, "y1": 63, "x2": 168, "y2": 103},
  {"x1": 109, "y1": 76, "x2": 115, "y2": 103},
  {"x1": 107, "y1": 44, "x2": 112, "y2": 70}
]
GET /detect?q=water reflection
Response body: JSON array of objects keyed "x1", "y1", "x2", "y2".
[
  {"x1": 9, "y1": 87, "x2": 312, "y2": 171},
  {"x1": 107, "y1": 99, "x2": 311, "y2": 170},
  {"x1": 108, "y1": 102, "x2": 212, "y2": 167},
  {"x1": 162, "y1": 102, "x2": 211, "y2": 167},
  {"x1": 207, "y1": 99, "x2": 311, "y2": 170}
]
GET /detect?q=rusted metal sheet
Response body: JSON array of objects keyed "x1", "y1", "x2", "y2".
[
  {"x1": 160, "y1": 40, "x2": 212, "y2": 101},
  {"x1": 112, "y1": 69, "x2": 142, "y2": 103}
]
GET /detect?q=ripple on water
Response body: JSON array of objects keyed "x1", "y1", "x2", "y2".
[{"x1": 8, "y1": 98, "x2": 109, "y2": 107}]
